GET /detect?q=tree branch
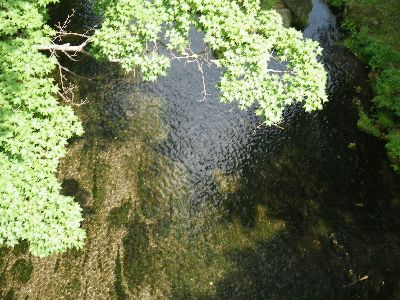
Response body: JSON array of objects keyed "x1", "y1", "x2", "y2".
[{"x1": 36, "y1": 38, "x2": 92, "y2": 55}]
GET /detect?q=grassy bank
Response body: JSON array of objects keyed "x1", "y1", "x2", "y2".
[{"x1": 331, "y1": 0, "x2": 400, "y2": 172}]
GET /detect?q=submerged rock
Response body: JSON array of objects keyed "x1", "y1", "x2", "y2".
[
  {"x1": 283, "y1": 0, "x2": 312, "y2": 28},
  {"x1": 277, "y1": 8, "x2": 293, "y2": 28},
  {"x1": 212, "y1": 169, "x2": 241, "y2": 194}
]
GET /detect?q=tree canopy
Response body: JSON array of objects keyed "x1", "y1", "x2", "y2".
[
  {"x1": 92, "y1": 0, "x2": 327, "y2": 123},
  {"x1": 0, "y1": 0, "x2": 85, "y2": 257},
  {"x1": 0, "y1": 0, "x2": 327, "y2": 256}
]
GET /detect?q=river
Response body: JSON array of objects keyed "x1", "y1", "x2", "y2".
[{"x1": 1, "y1": 0, "x2": 400, "y2": 299}]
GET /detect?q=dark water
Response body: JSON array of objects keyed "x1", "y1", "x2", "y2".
[{"x1": 1, "y1": 0, "x2": 400, "y2": 299}]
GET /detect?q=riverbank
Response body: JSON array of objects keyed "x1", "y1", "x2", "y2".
[{"x1": 330, "y1": 0, "x2": 400, "y2": 173}]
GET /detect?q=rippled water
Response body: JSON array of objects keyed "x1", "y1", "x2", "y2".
[{"x1": 1, "y1": 0, "x2": 400, "y2": 299}]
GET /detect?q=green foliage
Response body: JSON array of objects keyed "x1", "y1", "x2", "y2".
[
  {"x1": 357, "y1": 109, "x2": 381, "y2": 138},
  {"x1": 343, "y1": 28, "x2": 400, "y2": 70},
  {"x1": 342, "y1": 0, "x2": 400, "y2": 172},
  {"x1": 327, "y1": 0, "x2": 344, "y2": 9},
  {"x1": 373, "y1": 69, "x2": 400, "y2": 116},
  {"x1": 386, "y1": 131, "x2": 400, "y2": 173},
  {"x1": 0, "y1": 0, "x2": 85, "y2": 257},
  {"x1": 92, "y1": 0, "x2": 327, "y2": 125}
]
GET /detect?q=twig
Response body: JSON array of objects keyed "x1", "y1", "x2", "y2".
[
  {"x1": 171, "y1": 46, "x2": 213, "y2": 102},
  {"x1": 272, "y1": 123, "x2": 284, "y2": 129},
  {"x1": 54, "y1": 59, "x2": 88, "y2": 106},
  {"x1": 344, "y1": 274, "x2": 370, "y2": 288}
]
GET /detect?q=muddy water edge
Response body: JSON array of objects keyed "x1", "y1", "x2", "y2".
[{"x1": 1, "y1": 0, "x2": 400, "y2": 299}]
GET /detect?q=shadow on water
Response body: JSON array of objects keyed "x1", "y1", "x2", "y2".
[
  {"x1": 212, "y1": 1, "x2": 400, "y2": 298},
  {"x1": 214, "y1": 131, "x2": 400, "y2": 298},
  {"x1": 61, "y1": 179, "x2": 94, "y2": 216}
]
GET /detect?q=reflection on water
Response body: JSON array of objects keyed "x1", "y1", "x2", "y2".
[{"x1": 1, "y1": 0, "x2": 400, "y2": 299}]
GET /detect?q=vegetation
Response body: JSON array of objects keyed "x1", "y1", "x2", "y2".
[
  {"x1": 0, "y1": 0, "x2": 327, "y2": 256},
  {"x1": 334, "y1": 0, "x2": 400, "y2": 172},
  {"x1": 327, "y1": 0, "x2": 344, "y2": 10},
  {"x1": 0, "y1": 0, "x2": 85, "y2": 257}
]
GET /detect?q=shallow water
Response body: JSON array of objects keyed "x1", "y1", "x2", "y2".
[{"x1": 1, "y1": 0, "x2": 400, "y2": 299}]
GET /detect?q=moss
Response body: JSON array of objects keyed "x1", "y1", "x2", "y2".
[
  {"x1": 0, "y1": 247, "x2": 9, "y2": 261},
  {"x1": 0, "y1": 256, "x2": 5, "y2": 271},
  {"x1": 357, "y1": 110, "x2": 381, "y2": 138},
  {"x1": 347, "y1": 142, "x2": 357, "y2": 151},
  {"x1": 283, "y1": 0, "x2": 312, "y2": 29},
  {"x1": 344, "y1": 0, "x2": 400, "y2": 52},
  {"x1": 120, "y1": 200, "x2": 284, "y2": 298},
  {"x1": 91, "y1": 164, "x2": 101, "y2": 212},
  {"x1": 65, "y1": 277, "x2": 82, "y2": 299},
  {"x1": 212, "y1": 169, "x2": 241, "y2": 194},
  {"x1": 4, "y1": 289, "x2": 15, "y2": 300},
  {"x1": 65, "y1": 278, "x2": 81, "y2": 296},
  {"x1": 0, "y1": 269, "x2": 6, "y2": 290},
  {"x1": 108, "y1": 201, "x2": 133, "y2": 228},
  {"x1": 114, "y1": 249, "x2": 128, "y2": 300},
  {"x1": 11, "y1": 259, "x2": 33, "y2": 284},
  {"x1": 386, "y1": 131, "x2": 400, "y2": 173},
  {"x1": 314, "y1": 221, "x2": 330, "y2": 238},
  {"x1": 122, "y1": 217, "x2": 153, "y2": 290},
  {"x1": 0, "y1": 250, "x2": 8, "y2": 290}
]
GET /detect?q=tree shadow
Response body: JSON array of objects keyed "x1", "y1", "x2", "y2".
[
  {"x1": 216, "y1": 229, "x2": 345, "y2": 299},
  {"x1": 216, "y1": 195, "x2": 400, "y2": 299},
  {"x1": 213, "y1": 107, "x2": 400, "y2": 299},
  {"x1": 61, "y1": 178, "x2": 93, "y2": 216}
]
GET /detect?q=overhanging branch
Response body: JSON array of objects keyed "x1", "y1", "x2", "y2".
[{"x1": 35, "y1": 38, "x2": 92, "y2": 56}]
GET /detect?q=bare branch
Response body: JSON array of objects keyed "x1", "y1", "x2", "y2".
[
  {"x1": 171, "y1": 46, "x2": 213, "y2": 102},
  {"x1": 37, "y1": 9, "x2": 94, "y2": 57},
  {"x1": 36, "y1": 38, "x2": 92, "y2": 55},
  {"x1": 197, "y1": 60, "x2": 210, "y2": 102},
  {"x1": 53, "y1": 58, "x2": 89, "y2": 107},
  {"x1": 344, "y1": 274, "x2": 370, "y2": 288}
]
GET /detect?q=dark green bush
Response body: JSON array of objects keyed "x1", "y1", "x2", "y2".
[{"x1": 341, "y1": 1, "x2": 400, "y2": 173}]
